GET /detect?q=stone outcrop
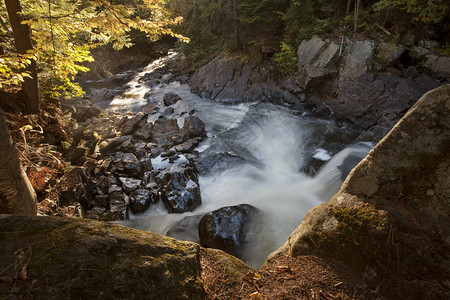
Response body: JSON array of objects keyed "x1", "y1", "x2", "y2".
[
  {"x1": 267, "y1": 85, "x2": 450, "y2": 298},
  {"x1": 0, "y1": 215, "x2": 204, "y2": 299}
]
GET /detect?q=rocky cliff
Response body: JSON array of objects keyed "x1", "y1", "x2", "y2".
[{"x1": 190, "y1": 36, "x2": 449, "y2": 141}]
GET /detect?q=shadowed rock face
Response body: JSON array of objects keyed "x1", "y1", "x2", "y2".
[
  {"x1": 268, "y1": 85, "x2": 450, "y2": 299},
  {"x1": 0, "y1": 216, "x2": 204, "y2": 300}
]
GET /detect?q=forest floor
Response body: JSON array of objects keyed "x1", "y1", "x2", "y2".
[{"x1": 201, "y1": 250, "x2": 378, "y2": 299}]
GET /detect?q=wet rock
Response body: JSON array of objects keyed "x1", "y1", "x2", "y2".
[
  {"x1": 112, "y1": 153, "x2": 142, "y2": 178},
  {"x1": 130, "y1": 188, "x2": 159, "y2": 213},
  {"x1": 140, "y1": 102, "x2": 159, "y2": 114},
  {"x1": 198, "y1": 204, "x2": 260, "y2": 256},
  {"x1": 166, "y1": 214, "x2": 205, "y2": 243},
  {"x1": 173, "y1": 140, "x2": 199, "y2": 153},
  {"x1": 161, "y1": 107, "x2": 175, "y2": 116},
  {"x1": 59, "y1": 167, "x2": 95, "y2": 212},
  {"x1": 182, "y1": 116, "x2": 206, "y2": 138},
  {"x1": 159, "y1": 160, "x2": 202, "y2": 213},
  {"x1": 196, "y1": 152, "x2": 246, "y2": 175},
  {"x1": 163, "y1": 92, "x2": 182, "y2": 106},
  {"x1": 119, "y1": 177, "x2": 142, "y2": 193},
  {"x1": 108, "y1": 191, "x2": 129, "y2": 220}
]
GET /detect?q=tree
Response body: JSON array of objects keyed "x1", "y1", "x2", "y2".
[
  {"x1": 4, "y1": 0, "x2": 39, "y2": 114},
  {"x1": 1, "y1": 0, "x2": 186, "y2": 107},
  {"x1": 0, "y1": 108, "x2": 37, "y2": 215}
]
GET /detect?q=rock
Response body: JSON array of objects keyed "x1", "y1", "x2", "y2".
[
  {"x1": 58, "y1": 167, "x2": 95, "y2": 212},
  {"x1": 119, "y1": 177, "x2": 142, "y2": 193},
  {"x1": 297, "y1": 36, "x2": 339, "y2": 87},
  {"x1": 159, "y1": 161, "x2": 202, "y2": 213},
  {"x1": 269, "y1": 85, "x2": 450, "y2": 299},
  {"x1": 108, "y1": 191, "x2": 129, "y2": 220},
  {"x1": 161, "y1": 107, "x2": 175, "y2": 116},
  {"x1": 129, "y1": 188, "x2": 158, "y2": 213},
  {"x1": 0, "y1": 216, "x2": 204, "y2": 299},
  {"x1": 339, "y1": 39, "x2": 374, "y2": 79},
  {"x1": 140, "y1": 102, "x2": 159, "y2": 114},
  {"x1": 112, "y1": 153, "x2": 142, "y2": 178},
  {"x1": 152, "y1": 118, "x2": 186, "y2": 147},
  {"x1": 190, "y1": 57, "x2": 276, "y2": 103},
  {"x1": 411, "y1": 46, "x2": 450, "y2": 78},
  {"x1": 166, "y1": 214, "x2": 205, "y2": 243},
  {"x1": 72, "y1": 104, "x2": 102, "y2": 121},
  {"x1": 99, "y1": 135, "x2": 133, "y2": 155},
  {"x1": 198, "y1": 204, "x2": 260, "y2": 256},
  {"x1": 163, "y1": 92, "x2": 182, "y2": 106},
  {"x1": 133, "y1": 122, "x2": 153, "y2": 141},
  {"x1": 120, "y1": 114, "x2": 147, "y2": 136},
  {"x1": 333, "y1": 73, "x2": 431, "y2": 130},
  {"x1": 182, "y1": 116, "x2": 206, "y2": 138},
  {"x1": 373, "y1": 43, "x2": 405, "y2": 70}
]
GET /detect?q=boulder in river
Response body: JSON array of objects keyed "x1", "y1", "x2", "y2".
[
  {"x1": 163, "y1": 92, "x2": 182, "y2": 106},
  {"x1": 159, "y1": 161, "x2": 202, "y2": 213},
  {"x1": 198, "y1": 204, "x2": 260, "y2": 256},
  {"x1": 182, "y1": 115, "x2": 206, "y2": 138}
]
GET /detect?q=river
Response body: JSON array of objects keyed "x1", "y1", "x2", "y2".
[{"x1": 95, "y1": 52, "x2": 371, "y2": 267}]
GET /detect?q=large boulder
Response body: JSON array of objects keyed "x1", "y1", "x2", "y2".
[
  {"x1": 198, "y1": 204, "x2": 260, "y2": 256},
  {"x1": 332, "y1": 72, "x2": 437, "y2": 130},
  {"x1": 268, "y1": 85, "x2": 450, "y2": 298},
  {"x1": 297, "y1": 36, "x2": 340, "y2": 87},
  {"x1": 0, "y1": 216, "x2": 204, "y2": 299},
  {"x1": 190, "y1": 56, "x2": 285, "y2": 104}
]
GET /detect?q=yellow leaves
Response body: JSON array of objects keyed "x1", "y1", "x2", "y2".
[{"x1": 250, "y1": 291, "x2": 263, "y2": 300}]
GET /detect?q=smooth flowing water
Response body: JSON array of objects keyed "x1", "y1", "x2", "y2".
[{"x1": 104, "y1": 53, "x2": 371, "y2": 267}]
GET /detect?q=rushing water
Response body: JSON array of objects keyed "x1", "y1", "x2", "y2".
[{"x1": 103, "y1": 52, "x2": 371, "y2": 267}]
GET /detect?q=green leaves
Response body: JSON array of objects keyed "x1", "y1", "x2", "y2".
[
  {"x1": 1, "y1": 0, "x2": 185, "y2": 98},
  {"x1": 373, "y1": 0, "x2": 449, "y2": 24}
]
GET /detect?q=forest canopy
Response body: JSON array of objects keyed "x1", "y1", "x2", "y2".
[
  {"x1": 1, "y1": 0, "x2": 186, "y2": 103},
  {"x1": 1, "y1": 0, "x2": 449, "y2": 108}
]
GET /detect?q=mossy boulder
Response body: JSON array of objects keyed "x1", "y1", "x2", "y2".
[
  {"x1": 0, "y1": 215, "x2": 204, "y2": 299},
  {"x1": 268, "y1": 85, "x2": 450, "y2": 298}
]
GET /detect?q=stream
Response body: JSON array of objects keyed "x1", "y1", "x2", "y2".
[{"x1": 89, "y1": 52, "x2": 372, "y2": 268}]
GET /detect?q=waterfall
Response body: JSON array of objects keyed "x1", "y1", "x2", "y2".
[{"x1": 107, "y1": 56, "x2": 371, "y2": 268}]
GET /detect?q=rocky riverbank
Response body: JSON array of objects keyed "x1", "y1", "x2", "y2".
[
  {"x1": 1, "y1": 85, "x2": 448, "y2": 299},
  {"x1": 190, "y1": 36, "x2": 449, "y2": 141}
]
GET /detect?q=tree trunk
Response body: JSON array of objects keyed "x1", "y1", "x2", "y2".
[
  {"x1": 233, "y1": 0, "x2": 239, "y2": 49},
  {"x1": 4, "y1": 0, "x2": 39, "y2": 114},
  {"x1": 0, "y1": 109, "x2": 37, "y2": 215},
  {"x1": 353, "y1": 0, "x2": 360, "y2": 33}
]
